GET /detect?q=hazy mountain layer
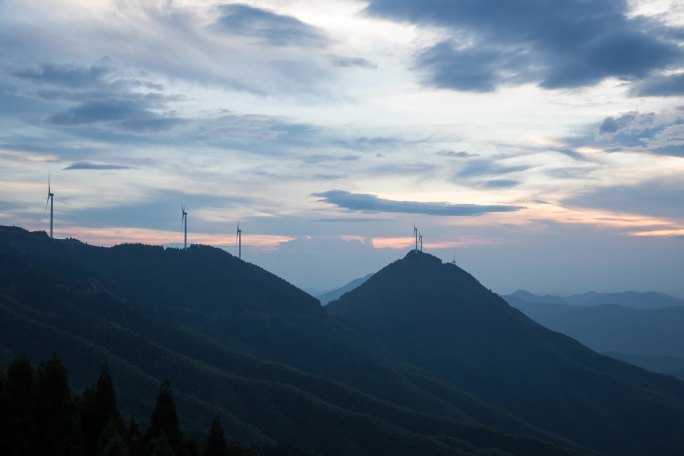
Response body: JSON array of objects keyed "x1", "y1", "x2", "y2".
[
  {"x1": 506, "y1": 296, "x2": 684, "y2": 359},
  {"x1": 317, "y1": 274, "x2": 373, "y2": 305},
  {"x1": 506, "y1": 290, "x2": 684, "y2": 310}
]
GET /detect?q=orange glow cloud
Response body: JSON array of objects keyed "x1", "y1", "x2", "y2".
[
  {"x1": 53, "y1": 226, "x2": 294, "y2": 250},
  {"x1": 340, "y1": 235, "x2": 366, "y2": 243},
  {"x1": 371, "y1": 236, "x2": 492, "y2": 250},
  {"x1": 629, "y1": 228, "x2": 684, "y2": 238}
]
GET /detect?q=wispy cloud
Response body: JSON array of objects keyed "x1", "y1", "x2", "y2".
[
  {"x1": 456, "y1": 159, "x2": 529, "y2": 178},
  {"x1": 211, "y1": 3, "x2": 326, "y2": 46},
  {"x1": 312, "y1": 190, "x2": 524, "y2": 216},
  {"x1": 437, "y1": 150, "x2": 478, "y2": 158},
  {"x1": 64, "y1": 161, "x2": 132, "y2": 170},
  {"x1": 592, "y1": 108, "x2": 684, "y2": 157}
]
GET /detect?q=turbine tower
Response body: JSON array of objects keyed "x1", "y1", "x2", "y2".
[
  {"x1": 45, "y1": 176, "x2": 54, "y2": 239},
  {"x1": 181, "y1": 205, "x2": 188, "y2": 250},
  {"x1": 236, "y1": 224, "x2": 242, "y2": 259},
  {"x1": 413, "y1": 223, "x2": 418, "y2": 252}
]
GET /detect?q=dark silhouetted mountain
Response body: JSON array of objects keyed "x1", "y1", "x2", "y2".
[
  {"x1": 317, "y1": 274, "x2": 373, "y2": 305},
  {"x1": 507, "y1": 290, "x2": 684, "y2": 310},
  {"x1": 0, "y1": 226, "x2": 586, "y2": 456},
  {"x1": 505, "y1": 297, "x2": 684, "y2": 359},
  {"x1": 327, "y1": 250, "x2": 684, "y2": 456}
]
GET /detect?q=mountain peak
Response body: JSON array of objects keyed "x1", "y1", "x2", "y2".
[
  {"x1": 402, "y1": 249, "x2": 443, "y2": 264},
  {"x1": 327, "y1": 251, "x2": 684, "y2": 456}
]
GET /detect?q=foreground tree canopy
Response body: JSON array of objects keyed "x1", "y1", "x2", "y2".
[{"x1": 0, "y1": 354, "x2": 306, "y2": 456}]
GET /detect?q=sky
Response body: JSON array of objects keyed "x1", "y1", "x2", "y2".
[{"x1": 1, "y1": 0, "x2": 684, "y2": 296}]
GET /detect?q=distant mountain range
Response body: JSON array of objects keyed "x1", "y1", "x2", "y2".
[
  {"x1": 317, "y1": 273, "x2": 373, "y2": 305},
  {"x1": 327, "y1": 251, "x2": 684, "y2": 456},
  {"x1": 0, "y1": 226, "x2": 587, "y2": 456},
  {"x1": 506, "y1": 289, "x2": 684, "y2": 310},
  {"x1": 504, "y1": 291, "x2": 684, "y2": 382}
]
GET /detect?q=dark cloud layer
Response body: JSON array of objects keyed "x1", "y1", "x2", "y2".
[
  {"x1": 313, "y1": 190, "x2": 523, "y2": 216},
  {"x1": 213, "y1": 4, "x2": 324, "y2": 46},
  {"x1": 64, "y1": 161, "x2": 132, "y2": 170},
  {"x1": 632, "y1": 73, "x2": 684, "y2": 97},
  {"x1": 367, "y1": 0, "x2": 683, "y2": 92}
]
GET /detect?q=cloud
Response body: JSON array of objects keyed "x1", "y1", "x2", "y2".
[
  {"x1": 592, "y1": 108, "x2": 684, "y2": 156},
  {"x1": 47, "y1": 98, "x2": 163, "y2": 125},
  {"x1": 302, "y1": 154, "x2": 360, "y2": 164},
  {"x1": 45, "y1": 96, "x2": 185, "y2": 135},
  {"x1": 313, "y1": 217, "x2": 390, "y2": 223},
  {"x1": 597, "y1": 117, "x2": 621, "y2": 135},
  {"x1": 64, "y1": 161, "x2": 132, "y2": 170},
  {"x1": 12, "y1": 62, "x2": 111, "y2": 88},
  {"x1": 212, "y1": 4, "x2": 325, "y2": 46},
  {"x1": 546, "y1": 167, "x2": 598, "y2": 180},
  {"x1": 437, "y1": 149, "x2": 478, "y2": 158},
  {"x1": 65, "y1": 190, "x2": 248, "y2": 231},
  {"x1": 564, "y1": 179, "x2": 684, "y2": 219},
  {"x1": 366, "y1": 0, "x2": 683, "y2": 92},
  {"x1": 0, "y1": 2, "x2": 336, "y2": 97},
  {"x1": 329, "y1": 56, "x2": 376, "y2": 68},
  {"x1": 456, "y1": 159, "x2": 528, "y2": 178},
  {"x1": 482, "y1": 179, "x2": 520, "y2": 189},
  {"x1": 312, "y1": 190, "x2": 523, "y2": 216},
  {"x1": 632, "y1": 73, "x2": 684, "y2": 97}
]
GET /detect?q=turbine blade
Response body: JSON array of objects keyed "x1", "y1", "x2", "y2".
[{"x1": 44, "y1": 195, "x2": 49, "y2": 213}]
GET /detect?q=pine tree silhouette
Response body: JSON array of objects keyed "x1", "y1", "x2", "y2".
[
  {"x1": 146, "y1": 380, "x2": 185, "y2": 456},
  {"x1": 203, "y1": 417, "x2": 227, "y2": 456},
  {"x1": 35, "y1": 354, "x2": 76, "y2": 456},
  {"x1": 81, "y1": 363, "x2": 124, "y2": 456},
  {"x1": 1, "y1": 355, "x2": 36, "y2": 455}
]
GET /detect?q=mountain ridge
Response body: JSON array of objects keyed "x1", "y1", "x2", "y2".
[
  {"x1": 327, "y1": 250, "x2": 684, "y2": 456},
  {"x1": 0, "y1": 225, "x2": 586, "y2": 456}
]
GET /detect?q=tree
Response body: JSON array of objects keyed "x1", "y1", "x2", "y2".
[
  {"x1": 151, "y1": 433, "x2": 174, "y2": 456},
  {"x1": 1, "y1": 354, "x2": 36, "y2": 455},
  {"x1": 146, "y1": 380, "x2": 184, "y2": 456},
  {"x1": 35, "y1": 354, "x2": 77, "y2": 456},
  {"x1": 98, "y1": 432, "x2": 129, "y2": 456},
  {"x1": 81, "y1": 363, "x2": 124, "y2": 456},
  {"x1": 126, "y1": 418, "x2": 145, "y2": 456},
  {"x1": 203, "y1": 417, "x2": 227, "y2": 456}
]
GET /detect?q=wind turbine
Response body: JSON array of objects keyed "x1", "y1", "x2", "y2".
[
  {"x1": 181, "y1": 205, "x2": 187, "y2": 250},
  {"x1": 419, "y1": 233, "x2": 423, "y2": 252},
  {"x1": 236, "y1": 224, "x2": 242, "y2": 259},
  {"x1": 413, "y1": 223, "x2": 418, "y2": 252},
  {"x1": 45, "y1": 175, "x2": 54, "y2": 239}
]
